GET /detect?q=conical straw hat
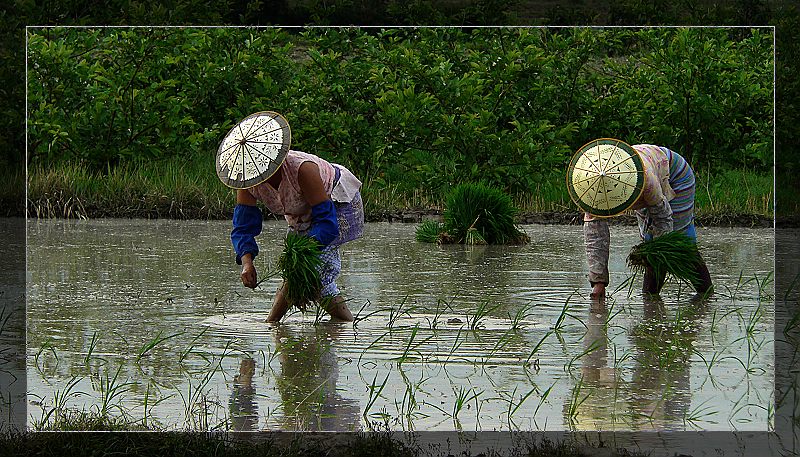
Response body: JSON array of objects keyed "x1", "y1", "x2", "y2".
[
  {"x1": 216, "y1": 111, "x2": 291, "y2": 189},
  {"x1": 566, "y1": 138, "x2": 645, "y2": 217}
]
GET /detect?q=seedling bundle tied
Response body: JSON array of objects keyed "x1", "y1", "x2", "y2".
[
  {"x1": 627, "y1": 231, "x2": 701, "y2": 285},
  {"x1": 416, "y1": 183, "x2": 529, "y2": 245}
]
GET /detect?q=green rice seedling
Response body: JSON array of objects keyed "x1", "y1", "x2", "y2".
[
  {"x1": 444, "y1": 328, "x2": 465, "y2": 364},
  {"x1": 352, "y1": 300, "x2": 382, "y2": 329},
  {"x1": 93, "y1": 363, "x2": 136, "y2": 418},
  {"x1": 83, "y1": 330, "x2": 100, "y2": 366},
  {"x1": 357, "y1": 330, "x2": 391, "y2": 366},
  {"x1": 141, "y1": 380, "x2": 173, "y2": 430},
  {"x1": 452, "y1": 386, "x2": 483, "y2": 424},
  {"x1": 533, "y1": 381, "x2": 556, "y2": 423},
  {"x1": 415, "y1": 220, "x2": 445, "y2": 243},
  {"x1": 441, "y1": 183, "x2": 530, "y2": 245},
  {"x1": 467, "y1": 300, "x2": 501, "y2": 331},
  {"x1": 525, "y1": 330, "x2": 551, "y2": 367},
  {"x1": 566, "y1": 375, "x2": 590, "y2": 424},
  {"x1": 683, "y1": 398, "x2": 719, "y2": 428},
  {"x1": 136, "y1": 330, "x2": 184, "y2": 362},
  {"x1": 363, "y1": 372, "x2": 391, "y2": 422},
  {"x1": 611, "y1": 343, "x2": 632, "y2": 371},
  {"x1": 178, "y1": 362, "x2": 223, "y2": 431},
  {"x1": 566, "y1": 337, "x2": 605, "y2": 373},
  {"x1": 33, "y1": 376, "x2": 87, "y2": 429},
  {"x1": 0, "y1": 306, "x2": 14, "y2": 337},
  {"x1": 395, "y1": 324, "x2": 433, "y2": 366},
  {"x1": 504, "y1": 385, "x2": 537, "y2": 430},
  {"x1": 278, "y1": 232, "x2": 323, "y2": 310},
  {"x1": 626, "y1": 231, "x2": 701, "y2": 286},
  {"x1": 754, "y1": 271, "x2": 774, "y2": 302},
  {"x1": 552, "y1": 292, "x2": 578, "y2": 333},
  {"x1": 784, "y1": 271, "x2": 800, "y2": 304},
  {"x1": 178, "y1": 327, "x2": 210, "y2": 365},
  {"x1": 610, "y1": 273, "x2": 638, "y2": 299},
  {"x1": 483, "y1": 329, "x2": 515, "y2": 365},
  {"x1": 509, "y1": 302, "x2": 534, "y2": 332},
  {"x1": 34, "y1": 339, "x2": 59, "y2": 371}
]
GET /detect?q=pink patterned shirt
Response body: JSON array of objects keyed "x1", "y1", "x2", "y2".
[{"x1": 248, "y1": 150, "x2": 360, "y2": 231}]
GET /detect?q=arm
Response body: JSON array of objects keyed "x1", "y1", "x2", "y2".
[
  {"x1": 232, "y1": 189, "x2": 261, "y2": 288},
  {"x1": 636, "y1": 196, "x2": 674, "y2": 240},
  {"x1": 584, "y1": 214, "x2": 610, "y2": 297},
  {"x1": 297, "y1": 161, "x2": 339, "y2": 247}
]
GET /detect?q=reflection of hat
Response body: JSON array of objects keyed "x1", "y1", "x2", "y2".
[
  {"x1": 566, "y1": 138, "x2": 645, "y2": 217},
  {"x1": 216, "y1": 111, "x2": 291, "y2": 189}
]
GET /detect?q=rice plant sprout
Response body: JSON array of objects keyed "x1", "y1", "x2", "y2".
[
  {"x1": 415, "y1": 183, "x2": 529, "y2": 245},
  {"x1": 626, "y1": 231, "x2": 701, "y2": 286},
  {"x1": 278, "y1": 232, "x2": 323, "y2": 310}
]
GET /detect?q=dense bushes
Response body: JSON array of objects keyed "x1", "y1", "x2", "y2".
[{"x1": 27, "y1": 27, "x2": 773, "y2": 197}]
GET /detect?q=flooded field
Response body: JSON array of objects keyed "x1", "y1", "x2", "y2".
[{"x1": 26, "y1": 219, "x2": 774, "y2": 433}]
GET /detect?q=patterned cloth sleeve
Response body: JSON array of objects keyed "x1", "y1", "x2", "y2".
[
  {"x1": 583, "y1": 216, "x2": 610, "y2": 285},
  {"x1": 634, "y1": 196, "x2": 674, "y2": 239}
]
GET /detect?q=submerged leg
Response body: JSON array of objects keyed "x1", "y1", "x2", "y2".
[
  {"x1": 320, "y1": 294, "x2": 354, "y2": 322},
  {"x1": 642, "y1": 265, "x2": 667, "y2": 295},
  {"x1": 691, "y1": 253, "x2": 713, "y2": 297},
  {"x1": 266, "y1": 283, "x2": 291, "y2": 323}
]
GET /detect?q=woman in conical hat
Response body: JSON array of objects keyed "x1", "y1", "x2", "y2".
[
  {"x1": 217, "y1": 112, "x2": 364, "y2": 322},
  {"x1": 566, "y1": 139, "x2": 713, "y2": 299}
]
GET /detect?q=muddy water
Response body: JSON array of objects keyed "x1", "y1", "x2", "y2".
[{"x1": 26, "y1": 219, "x2": 774, "y2": 432}]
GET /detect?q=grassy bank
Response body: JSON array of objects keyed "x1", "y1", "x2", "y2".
[
  {"x1": 21, "y1": 158, "x2": 773, "y2": 224},
  {"x1": 0, "y1": 426, "x2": 651, "y2": 457}
]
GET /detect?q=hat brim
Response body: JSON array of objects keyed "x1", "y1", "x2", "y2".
[
  {"x1": 566, "y1": 138, "x2": 645, "y2": 217},
  {"x1": 216, "y1": 111, "x2": 292, "y2": 189}
]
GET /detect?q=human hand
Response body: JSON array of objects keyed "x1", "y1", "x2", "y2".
[{"x1": 241, "y1": 255, "x2": 257, "y2": 289}]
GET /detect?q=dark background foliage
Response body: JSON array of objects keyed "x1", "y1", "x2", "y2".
[
  {"x1": 25, "y1": 27, "x2": 772, "y2": 198},
  {"x1": 1, "y1": 0, "x2": 795, "y2": 215}
]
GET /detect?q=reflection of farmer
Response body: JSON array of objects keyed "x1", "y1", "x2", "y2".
[
  {"x1": 628, "y1": 295, "x2": 695, "y2": 429},
  {"x1": 229, "y1": 358, "x2": 258, "y2": 431},
  {"x1": 567, "y1": 139, "x2": 713, "y2": 298},
  {"x1": 216, "y1": 112, "x2": 364, "y2": 322},
  {"x1": 565, "y1": 300, "x2": 621, "y2": 428},
  {"x1": 272, "y1": 324, "x2": 360, "y2": 431}
]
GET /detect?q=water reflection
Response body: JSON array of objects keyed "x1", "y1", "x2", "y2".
[
  {"x1": 627, "y1": 294, "x2": 710, "y2": 430},
  {"x1": 566, "y1": 298, "x2": 621, "y2": 429},
  {"x1": 25, "y1": 220, "x2": 774, "y2": 431},
  {"x1": 229, "y1": 358, "x2": 258, "y2": 431},
  {"x1": 271, "y1": 323, "x2": 360, "y2": 431}
]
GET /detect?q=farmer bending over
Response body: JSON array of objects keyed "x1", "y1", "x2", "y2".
[
  {"x1": 566, "y1": 138, "x2": 713, "y2": 299},
  {"x1": 216, "y1": 112, "x2": 364, "y2": 322}
]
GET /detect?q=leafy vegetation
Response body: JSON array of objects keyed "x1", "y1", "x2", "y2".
[{"x1": 24, "y1": 27, "x2": 773, "y2": 208}]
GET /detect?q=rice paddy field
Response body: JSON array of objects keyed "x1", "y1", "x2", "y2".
[{"x1": 25, "y1": 219, "x2": 774, "y2": 444}]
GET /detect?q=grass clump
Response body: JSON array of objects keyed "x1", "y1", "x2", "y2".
[
  {"x1": 416, "y1": 183, "x2": 529, "y2": 245},
  {"x1": 627, "y1": 231, "x2": 700, "y2": 285},
  {"x1": 278, "y1": 233, "x2": 323, "y2": 310},
  {"x1": 415, "y1": 220, "x2": 445, "y2": 243}
]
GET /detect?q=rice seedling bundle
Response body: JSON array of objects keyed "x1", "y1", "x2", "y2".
[
  {"x1": 278, "y1": 232, "x2": 323, "y2": 310},
  {"x1": 442, "y1": 183, "x2": 529, "y2": 245},
  {"x1": 626, "y1": 231, "x2": 700, "y2": 284},
  {"x1": 415, "y1": 220, "x2": 445, "y2": 243}
]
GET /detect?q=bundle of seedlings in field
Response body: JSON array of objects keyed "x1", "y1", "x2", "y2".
[
  {"x1": 415, "y1": 183, "x2": 529, "y2": 245},
  {"x1": 278, "y1": 232, "x2": 323, "y2": 310},
  {"x1": 626, "y1": 231, "x2": 700, "y2": 285}
]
